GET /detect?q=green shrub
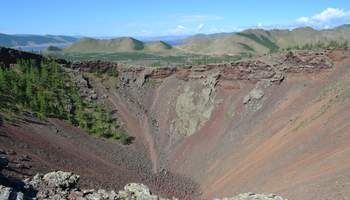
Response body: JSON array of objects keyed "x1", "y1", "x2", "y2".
[{"x1": 119, "y1": 133, "x2": 134, "y2": 145}]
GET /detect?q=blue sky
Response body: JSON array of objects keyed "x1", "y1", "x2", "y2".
[{"x1": 1, "y1": 0, "x2": 350, "y2": 37}]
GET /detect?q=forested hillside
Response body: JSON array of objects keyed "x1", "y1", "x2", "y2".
[{"x1": 0, "y1": 59, "x2": 131, "y2": 144}]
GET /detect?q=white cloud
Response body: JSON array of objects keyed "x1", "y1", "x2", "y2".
[
  {"x1": 313, "y1": 8, "x2": 347, "y2": 22},
  {"x1": 297, "y1": 17, "x2": 310, "y2": 23},
  {"x1": 166, "y1": 24, "x2": 232, "y2": 36},
  {"x1": 138, "y1": 8, "x2": 349, "y2": 37},
  {"x1": 167, "y1": 25, "x2": 187, "y2": 35},
  {"x1": 296, "y1": 8, "x2": 350, "y2": 28},
  {"x1": 177, "y1": 25, "x2": 186, "y2": 29},
  {"x1": 164, "y1": 14, "x2": 224, "y2": 35},
  {"x1": 197, "y1": 24, "x2": 205, "y2": 31}
]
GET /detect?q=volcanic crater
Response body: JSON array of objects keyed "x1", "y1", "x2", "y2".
[{"x1": 1, "y1": 48, "x2": 350, "y2": 199}]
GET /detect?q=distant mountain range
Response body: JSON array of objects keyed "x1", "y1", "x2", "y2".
[
  {"x1": 0, "y1": 33, "x2": 79, "y2": 51},
  {"x1": 64, "y1": 37, "x2": 179, "y2": 55},
  {"x1": 178, "y1": 25, "x2": 350, "y2": 55},
  {"x1": 2, "y1": 24, "x2": 349, "y2": 55},
  {"x1": 135, "y1": 35, "x2": 189, "y2": 45},
  {"x1": 63, "y1": 25, "x2": 350, "y2": 56}
]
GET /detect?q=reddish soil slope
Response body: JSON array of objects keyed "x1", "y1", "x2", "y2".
[
  {"x1": 101, "y1": 50, "x2": 350, "y2": 199},
  {"x1": 1, "y1": 49, "x2": 350, "y2": 199},
  {"x1": 172, "y1": 50, "x2": 350, "y2": 199},
  {"x1": 0, "y1": 118, "x2": 199, "y2": 199}
]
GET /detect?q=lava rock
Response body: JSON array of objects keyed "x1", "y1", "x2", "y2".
[
  {"x1": 0, "y1": 185, "x2": 12, "y2": 199},
  {"x1": 214, "y1": 192, "x2": 287, "y2": 200},
  {"x1": 42, "y1": 171, "x2": 79, "y2": 189},
  {"x1": 0, "y1": 156, "x2": 9, "y2": 168}
]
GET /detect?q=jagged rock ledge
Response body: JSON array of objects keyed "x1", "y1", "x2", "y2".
[
  {"x1": 0, "y1": 47, "x2": 334, "y2": 86},
  {"x1": 0, "y1": 170, "x2": 287, "y2": 200},
  {"x1": 67, "y1": 50, "x2": 333, "y2": 87},
  {"x1": 0, "y1": 170, "x2": 178, "y2": 200}
]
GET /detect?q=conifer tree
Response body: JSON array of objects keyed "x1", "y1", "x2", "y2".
[{"x1": 0, "y1": 67, "x2": 5, "y2": 93}]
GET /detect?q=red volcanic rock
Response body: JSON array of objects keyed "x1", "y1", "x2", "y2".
[
  {"x1": 175, "y1": 68, "x2": 191, "y2": 80},
  {"x1": 71, "y1": 60, "x2": 119, "y2": 73},
  {"x1": 191, "y1": 64, "x2": 216, "y2": 72},
  {"x1": 220, "y1": 61, "x2": 276, "y2": 82},
  {"x1": 148, "y1": 68, "x2": 175, "y2": 79},
  {"x1": 65, "y1": 50, "x2": 332, "y2": 87},
  {"x1": 119, "y1": 66, "x2": 144, "y2": 73},
  {"x1": 281, "y1": 51, "x2": 333, "y2": 73}
]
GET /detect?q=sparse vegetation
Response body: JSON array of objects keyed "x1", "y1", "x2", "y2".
[
  {"x1": 46, "y1": 45, "x2": 62, "y2": 51},
  {"x1": 237, "y1": 32, "x2": 280, "y2": 52},
  {"x1": 46, "y1": 51, "x2": 246, "y2": 67},
  {"x1": 282, "y1": 40, "x2": 349, "y2": 51},
  {"x1": 239, "y1": 43, "x2": 255, "y2": 52}
]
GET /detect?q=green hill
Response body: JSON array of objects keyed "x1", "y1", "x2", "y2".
[
  {"x1": 179, "y1": 25, "x2": 350, "y2": 55},
  {"x1": 46, "y1": 45, "x2": 62, "y2": 52},
  {"x1": 144, "y1": 41, "x2": 173, "y2": 52},
  {"x1": 65, "y1": 37, "x2": 177, "y2": 54}
]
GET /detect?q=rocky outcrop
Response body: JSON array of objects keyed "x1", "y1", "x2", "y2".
[
  {"x1": 243, "y1": 80, "x2": 271, "y2": 104},
  {"x1": 0, "y1": 156, "x2": 9, "y2": 169},
  {"x1": 281, "y1": 51, "x2": 333, "y2": 73},
  {"x1": 243, "y1": 89, "x2": 264, "y2": 104},
  {"x1": 0, "y1": 47, "x2": 333, "y2": 90},
  {"x1": 136, "y1": 67, "x2": 175, "y2": 86},
  {"x1": 219, "y1": 60, "x2": 281, "y2": 82},
  {"x1": 172, "y1": 72, "x2": 218, "y2": 136},
  {"x1": 130, "y1": 50, "x2": 331, "y2": 87},
  {"x1": 62, "y1": 67, "x2": 99, "y2": 103},
  {"x1": 0, "y1": 171, "x2": 176, "y2": 200},
  {"x1": 119, "y1": 183, "x2": 176, "y2": 200},
  {"x1": 215, "y1": 193, "x2": 287, "y2": 200},
  {"x1": 71, "y1": 60, "x2": 119, "y2": 74},
  {"x1": 42, "y1": 171, "x2": 79, "y2": 189},
  {"x1": 0, "y1": 186, "x2": 10, "y2": 199},
  {"x1": 0, "y1": 170, "x2": 288, "y2": 200},
  {"x1": 71, "y1": 50, "x2": 332, "y2": 90}
]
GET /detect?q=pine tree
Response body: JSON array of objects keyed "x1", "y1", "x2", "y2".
[
  {"x1": 0, "y1": 67, "x2": 5, "y2": 93},
  {"x1": 12, "y1": 83, "x2": 19, "y2": 99},
  {"x1": 25, "y1": 78, "x2": 33, "y2": 101},
  {"x1": 38, "y1": 91, "x2": 47, "y2": 115},
  {"x1": 40, "y1": 62, "x2": 49, "y2": 82}
]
